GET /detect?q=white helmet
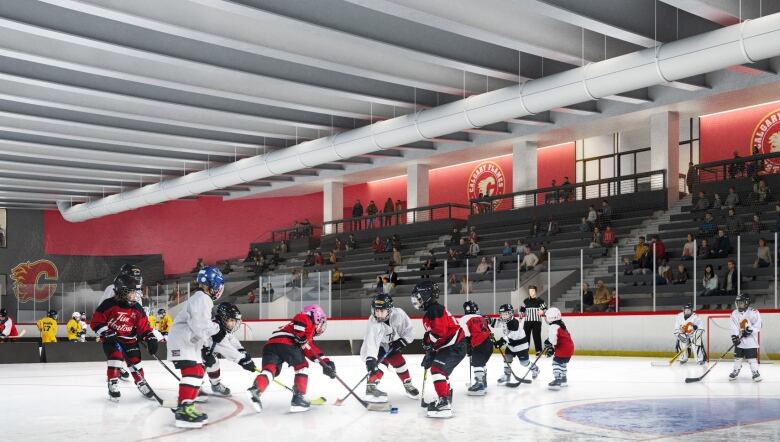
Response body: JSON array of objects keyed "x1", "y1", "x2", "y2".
[
  {"x1": 544, "y1": 307, "x2": 561, "y2": 323},
  {"x1": 72, "y1": 312, "x2": 81, "y2": 320}
]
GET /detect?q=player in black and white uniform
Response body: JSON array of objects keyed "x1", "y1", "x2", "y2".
[
  {"x1": 673, "y1": 304, "x2": 705, "y2": 365},
  {"x1": 729, "y1": 295, "x2": 763, "y2": 382},
  {"x1": 201, "y1": 303, "x2": 257, "y2": 396},
  {"x1": 493, "y1": 304, "x2": 538, "y2": 383}
]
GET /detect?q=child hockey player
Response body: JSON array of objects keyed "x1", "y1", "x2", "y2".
[
  {"x1": 91, "y1": 274, "x2": 159, "y2": 401},
  {"x1": 99, "y1": 265, "x2": 142, "y2": 380},
  {"x1": 673, "y1": 303, "x2": 705, "y2": 365},
  {"x1": 201, "y1": 302, "x2": 257, "y2": 396},
  {"x1": 543, "y1": 307, "x2": 574, "y2": 390},
  {"x1": 493, "y1": 304, "x2": 537, "y2": 383},
  {"x1": 146, "y1": 307, "x2": 157, "y2": 329},
  {"x1": 729, "y1": 294, "x2": 762, "y2": 382},
  {"x1": 167, "y1": 266, "x2": 224, "y2": 428},
  {"x1": 247, "y1": 304, "x2": 336, "y2": 414},
  {"x1": 157, "y1": 308, "x2": 173, "y2": 339},
  {"x1": 411, "y1": 281, "x2": 466, "y2": 419},
  {"x1": 360, "y1": 293, "x2": 419, "y2": 403},
  {"x1": 37, "y1": 310, "x2": 58, "y2": 343},
  {"x1": 79, "y1": 312, "x2": 90, "y2": 342},
  {"x1": 66, "y1": 312, "x2": 83, "y2": 342},
  {"x1": 0, "y1": 308, "x2": 20, "y2": 341},
  {"x1": 459, "y1": 300, "x2": 492, "y2": 396}
]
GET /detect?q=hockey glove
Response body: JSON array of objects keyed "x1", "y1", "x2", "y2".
[
  {"x1": 389, "y1": 338, "x2": 408, "y2": 353},
  {"x1": 365, "y1": 356, "x2": 379, "y2": 374},
  {"x1": 677, "y1": 333, "x2": 689, "y2": 344},
  {"x1": 201, "y1": 346, "x2": 217, "y2": 367},
  {"x1": 144, "y1": 333, "x2": 159, "y2": 355},
  {"x1": 493, "y1": 337, "x2": 506, "y2": 349},
  {"x1": 543, "y1": 339, "x2": 555, "y2": 357},
  {"x1": 421, "y1": 351, "x2": 435, "y2": 369},
  {"x1": 692, "y1": 325, "x2": 698, "y2": 330},
  {"x1": 321, "y1": 358, "x2": 337, "y2": 379},
  {"x1": 238, "y1": 354, "x2": 256, "y2": 372},
  {"x1": 741, "y1": 327, "x2": 753, "y2": 338},
  {"x1": 731, "y1": 335, "x2": 741, "y2": 346},
  {"x1": 421, "y1": 339, "x2": 433, "y2": 353},
  {"x1": 101, "y1": 329, "x2": 118, "y2": 346}
]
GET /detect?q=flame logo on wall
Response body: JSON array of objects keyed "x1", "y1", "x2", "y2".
[
  {"x1": 751, "y1": 108, "x2": 780, "y2": 173},
  {"x1": 11, "y1": 259, "x2": 59, "y2": 303},
  {"x1": 467, "y1": 161, "x2": 506, "y2": 210}
]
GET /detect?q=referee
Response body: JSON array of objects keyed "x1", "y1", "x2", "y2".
[{"x1": 520, "y1": 285, "x2": 546, "y2": 354}]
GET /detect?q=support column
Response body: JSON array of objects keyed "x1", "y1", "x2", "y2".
[
  {"x1": 512, "y1": 140, "x2": 537, "y2": 207},
  {"x1": 323, "y1": 181, "x2": 343, "y2": 235},
  {"x1": 650, "y1": 111, "x2": 680, "y2": 208},
  {"x1": 407, "y1": 164, "x2": 429, "y2": 223}
]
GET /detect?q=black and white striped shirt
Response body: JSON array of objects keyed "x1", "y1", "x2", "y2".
[{"x1": 520, "y1": 298, "x2": 546, "y2": 322}]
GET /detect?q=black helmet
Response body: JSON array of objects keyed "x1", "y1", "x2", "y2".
[
  {"x1": 410, "y1": 280, "x2": 439, "y2": 311},
  {"x1": 47, "y1": 309, "x2": 58, "y2": 319},
  {"x1": 498, "y1": 304, "x2": 514, "y2": 320},
  {"x1": 735, "y1": 294, "x2": 751, "y2": 312},
  {"x1": 215, "y1": 302, "x2": 242, "y2": 331},
  {"x1": 371, "y1": 294, "x2": 393, "y2": 320},
  {"x1": 463, "y1": 300, "x2": 479, "y2": 315},
  {"x1": 683, "y1": 303, "x2": 693, "y2": 317},
  {"x1": 158, "y1": 308, "x2": 166, "y2": 316},
  {"x1": 0, "y1": 308, "x2": 7, "y2": 319},
  {"x1": 120, "y1": 264, "x2": 142, "y2": 278},
  {"x1": 113, "y1": 273, "x2": 142, "y2": 303}
]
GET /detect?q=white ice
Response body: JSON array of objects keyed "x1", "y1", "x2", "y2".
[{"x1": 1, "y1": 354, "x2": 779, "y2": 441}]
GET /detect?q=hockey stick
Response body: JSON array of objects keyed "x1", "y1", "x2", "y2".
[
  {"x1": 0, "y1": 329, "x2": 27, "y2": 340},
  {"x1": 149, "y1": 351, "x2": 181, "y2": 381},
  {"x1": 420, "y1": 368, "x2": 431, "y2": 408},
  {"x1": 651, "y1": 346, "x2": 688, "y2": 367},
  {"x1": 114, "y1": 342, "x2": 176, "y2": 408},
  {"x1": 506, "y1": 351, "x2": 544, "y2": 388},
  {"x1": 495, "y1": 345, "x2": 531, "y2": 385},
  {"x1": 324, "y1": 365, "x2": 391, "y2": 411},
  {"x1": 253, "y1": 369, "x2": 326, "y2": 405},
  {"x1": 685, "y1": 342, "x2": 737, "y2": 383},
  {"x1": 334, "y1": 352, "x2": 392, "y2": 406}
]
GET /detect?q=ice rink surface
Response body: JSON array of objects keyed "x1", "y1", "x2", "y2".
[{"x1": 2, "y1": 354, "x2": 778, "y2": 441}]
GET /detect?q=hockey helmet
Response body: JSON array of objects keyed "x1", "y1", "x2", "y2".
[
  {"x1": 72, "y1": 312, "x2": 81, "y2": 320},
  {"x1": 683, "y1": 303, "x2": 693, "y2": 318},
  {"x1": 215, "y1": 302, "x2": 242, "y2": 332},
  {"x1": 303, "y1": 304, "x2": 327, "y2": 336},
  {"x1": 735, "y1": 294, "x2": 751, "y2": 312},
  {"x1": 158, "y1": 308, "x2": 166, "y2": 316},
  {"x1": 410, "y1": 280, "x2": 439, "y2": 311},
  {"x1": 47, "y1": 310, "x2": 58, "y2": 320},
  {"x1": 371, "y1": 294, "x2": 393, "y2": 321},
  {"x1": 113, "y1": 273, "x2": 142, "y2": 304},
  {"x1": 544, "y1": 307, "x2": 562, "y2": 323},
  {"x1": 196, "y1": 266, "x2": 225, "y2": 299},
  {"x1": 498, "y1": 303, "x2": 514, "y2": 321},
  {"x1": 463, "y1": 300, "x2": 479, "y2": 315},
  {"x1": 0, "y1": 308, "x2": 7, "y2": 320}
]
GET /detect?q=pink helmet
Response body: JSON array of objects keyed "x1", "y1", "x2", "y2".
[{"x1": 303, "y1": 304, "x2": 327, "y2": 335}]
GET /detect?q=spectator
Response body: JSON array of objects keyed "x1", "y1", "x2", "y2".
[
  {"x1": 328, "y1": 251, "x2": 338, "y2": 265},
  {"x1": 622, "y1": 257, "x2": 633, "y2": 275},
  {"x1": 346, "y1": 234, "x2": 357, "y2": 251},
  {"x1": 352, "y1": 199, "x2": 364, "y2": 230},
  {"x1": 245, "y1": 246, "x2": 260, "y2": 262},
  {"x1": 725, "y1": 208, "x2": 742, "y2": 235},
  {"x1": 449, "y1": 273, "x2": 461, "y2": 294},
  {"x1": 538, "y1": 245, "x2": 549, "y2": 268},
  {"x1": 314, "y1": 251, "x2": 324, "y2": 266},
  {"x1": 515, "y1": 239, "x2": 529, "y2": 256},
  {"x1": 382, "y1": 276, "x2": 392, "y2": 295},
  {"x1": 608, "y1": 290, "x2": 618, "y2": 312},
  {"x1": 366, "y1": 200, "x2": 378, "y2": 228},
  {"x1": 775, "y1": 204, "x2": 780, "y2": 232},
  {"x1": 391, "y1": 247, "x2": 402, "y2": 266},
  {"x1": 649, "y1": 235, "x2": 666, "y2": 260},
  {"x1": 383, "y1": 237, "x2": 393, "y2": 252},
  {"x1": 192, "y1": 258, "x2": 205, "y2": 273},
  {"x1": 467, "y1": 238, "x2": 480, "y2": 257},
  {"x1": 394, "y1": 199, "x2": 403, "y2": 224},
  {"x1": 580, "y1": 283, "x2": 594, "y2": 312},
  {"x1": 753, "y1": 238, "x2": 772, "y2": 268},
  {"x1": 421, "y1": 257, "x2": 436, "y2": 278},
  {"x1": 592, "y1": 280, "x2": 611, "y2": 312},
  {"x1": 529, "y1": 217, "x2": 541, "y2": 237},
  {"x1": 752, "y1": 178, "x2": 771, "y2": 204},
  {"x1": 699, "y1": 212, "x2": 717, "y2": 237},
  {"x1": 579, "y1": 217, "x2": 591, "y2": 235},
  {"x1": 546, "y1": 179, "x2": 558, "y2": 204},
  {"x1": 247, "y1": 290, "x2": 256, "y2": 304},
  {"x1": 589, "y1": 227, "x2": 602, "y2": 249},
  {"x1": 468, "y1": 226, "x2": 479, "y2": 242},
  {"x1": 711, "y1": 229, "x2": 732, "y2": 258},
  {"x1": 586, "y1": 205, "x2": 598, "y2": 229},
  {"x1": 751, "y1": 212, "x2": 763, "y2": 233},
  {"x1": 374, "y1": 276, "x2": 384, "y2": 295},
  {"x1": 458, "y1": 238, "x2": 469, "y2": 257},
  {"x1": 721, "y1": 259, "x2": 738, "y2": 299},
  {"x1": 602, "y1": 226, "x2": 616, "y2": 256},
  {"x1": 220, "y1": 260, "x2": 233, "y2": 275},
  {"x1": 372, "y1": 236, "x2": 383, "y2": 253},
  {"x1": 693, "y1": 191, "x2": 710, "y2": 213},
  {"x1": 334, "y1": 237, "x2": 344, "y2": 251},
  {"x1": 450, "y1": 227, "x2": 462, "y2": 245},
  {"x1": 673, "y1": 265, "x2": 689, "y2": 285},
  {"x1": 460, "y1": 276, "x2": 470, "y2": 295},
  {"x1": 475, "y1": 257, "x2": 491, "y2": 275},
  {"x1": 632, "y1": 236, "x2": 649, "y2": 273},
  {"x1": 447, "y1": 247, "x2": 462, "y2": 266},
  {"x1": 501, "y1": 241, "x2": 514, "y2": 256},
  {"x1": 301, "y1": 218, "x2": 313, "y2": 237},
  {"x1": 304, "y1": 251, "x2": 315, "y2": 267},
  {"x1": 386, "y1": 266, "x2": 399, "y2": 286},
  {"x1": 280, "y1": 240, "x2": 289, "y2": 254},
  {"x1": 712, "y1": 194, "x2": 722, "y2": 210},
  {"x1": 746, "y1": 145, "x2": 763, "y2": 177},
  {"x1": 728, "y1": 151, "x2": 745, "y2": 179},
  {"x1": 681, "y1": 233, "x2": 695, "y2": 260},
  {"x1": 685, "y1": 161, "x2": 697, "y2": 194},
  {"x1": 698, "y1": 238, "x2": 713, "y2": 259},
  {"x1": 391, "y1": 234, "x2": 401, "y2": 249},
  {"x1": 700, "y1": 264, "x2": 719, "y2": 308},
  {"x1": 600, "y1": 200, "x2": 613, "y2": 227},
  {"x1": 267, "y1": 283, "x2": 275, "y2": 297},
  {"x1": 520, "y1": 248, "x2": 539, "y2": 272},
  {"x1": 383, "y1": 197, "x2": 394, "y2": 226},
  {"x1": 657, "y1": 258, "x2": 672, "y2": 285},
  {"x1": 331, "y1": 267, "x2": 344, "y2": 284},
  {"x1": 724, "y1": 186, "x2": 740, "y2": 209},
  {"x1": 545, "y1": 216, "x2": 560, "y2": 236},
  {"x1": 561, "y1": 176, "x2": 573, "y2": 202}
]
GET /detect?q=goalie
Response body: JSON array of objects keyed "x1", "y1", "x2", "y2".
[{"x1": 673, "y1": 304, "x2": 705, "y2": 365}]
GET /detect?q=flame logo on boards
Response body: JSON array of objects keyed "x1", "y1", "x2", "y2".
[
  {"x1": 467, "y1": 161, "x2": 506, "y2": 210},
  {"x1": 11, "y1": 259, "x2": 59, "y2": 303},
  {"x1": 751, "y1": 109, "x2": 780, "y2": 173}
]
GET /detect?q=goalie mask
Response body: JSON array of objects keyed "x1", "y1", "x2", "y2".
[
  {"x1": 735, "y1": 294, "x2": 751, "y2": 312},
  {"x1": 683, "y1": 303, "x2": 693, "y2": 319}
]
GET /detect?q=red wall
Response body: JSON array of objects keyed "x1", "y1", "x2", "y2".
[
  {"x1": 537, "y1": 142, "x2": 575, "y2": 190},
  {"x1": 700, "y1": 100, "x2": 780, "y2": 163},
  {"x1": 343, "y1": 178, "x2": 407, "y2": 218},
  {"x1": 429, "y1": 154, "x2": 513, "y2": 206}
]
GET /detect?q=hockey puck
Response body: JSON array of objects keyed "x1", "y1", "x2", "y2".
[{"x1": 390, "y1": 407, "x2": 399, "y2": 414}]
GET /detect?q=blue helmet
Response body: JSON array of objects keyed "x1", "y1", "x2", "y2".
[{"x1": 196, "y1": 266, "x2": 225, "y2": 299}]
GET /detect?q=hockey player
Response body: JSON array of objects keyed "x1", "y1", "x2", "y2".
[
  {"x1": 91, "y1": 274, "x2": 159, "y2": 402},
  {"x1": 729, "y1": 294, "x2": 762, "y2": 382},
  {"x1": 411, "y1": 281, "x2": 466, "y2": 419},
  {"x1": 167, "y1": 266, "x2": 224, "y2": 428},
  {"x1": 201, "y1": 302, "x2": 257, "y2": 396},
  {"x1": 100, "y1": 264, "x2": 143, "y2": 305},
  {"x1": 673, "y1": 304, "x2": 705, "y2": 365},
  {"x1": 360, "y1": 293, "x2": 419, "y2": 403},
  {"x1": 157, "y1": 308, "x2": 173, "y2": 339},
  {"x1": 459, "y1": 300, "x2": 492, "y2": 396},
  {"x1": 0, "y1": 308, "x2": 20, "y2": 341},
  {"x1": 247, "y1": 304, "x2": 336, "y2": 414},
  {"x1": 37, "y1": 310, "x2": 58, "y2": 343},
  {"x1": 543, "y1": 307, "x2": 574, "y2": 390},
  {"x1": 79, "y1": 312, "x2": 90, "y2": 342},
  {"x1": 493, "y1": 304, "x2": 537, "y2": 383},
  {"x1": 66, "y1": 312, "x2": 83, "y2": 342},
  {"x1": 146, "y1": 307, "x2": 157, "y2": 329}
]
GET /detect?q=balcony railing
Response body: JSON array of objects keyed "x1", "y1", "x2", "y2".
[{"x1": 322, "y1": 203, "x2": 471, "y2": 235}]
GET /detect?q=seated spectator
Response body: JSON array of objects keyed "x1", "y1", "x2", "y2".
[
  {"x1": 391, "y1": 247, "x2": 402, "y2": 266},
  {"x1": 468, "y1": 226, "x2": 479, "y2": 243},
  {"x1": 622, "y1": 257, "x2": 633, "y2": 275},
  {"x1": 693, "y1": 191, "x2": 710, "y2": 213},
  {"x1": 579, "y1": 217, "x2": 591, "y2": 235},
  {"x1": 538, "y1": 245, "x2": 549, "y2": 268},
  {"x1": 586, "y1": 205, "x2": 598, "y2": 229},
  {"x1": 775, "y1": 203, "x2": 780, "y2": 232},
  {"x1": 724, "y1": 186, "x2": 740, "y2": 209},
  {"x1": 501, "y1": 241, "x2": 514, "y2": 256},
  {"x1": 220, "y1": 260, "x2": 233, "y2": 275},
  {"x1": 591, "y1": 280, "x2": 611, "y2": 312},
  {"x1": 698, "y1": 238, "x2": 713, "y2": 259},
  {"x1": 681, "y1": 233, "x2": 695, "y2": 261},
  {"x1": 280, "y1": 240, "x2": 289, "y2": 254},
  {"x1": 602, "y1": 226, "x2": 616, "y2": 255},
  {"x1": 374, "y1": 276, "x2": 384, "y2": 295},
  {"x1": 346, "y1": 234, "x2": 357, "y2": 251},
  {"x1": 649, "y1": 235, "x2": 666, "y2": 260},
  {"x1": 304, "y1": 251, "x2": 315, "y2": 267},
  {"x1": 632, "y1": 236, "x2": 649, "y2": 273},
  {"x1": 458, "y1": 237, "x2": 469, "y2": 257},
  {"x1": 256, "y1": 255, "x2": 267, "y2": 273},
  {"x1": 449, "y1": 273, "x2": 461, "y2": 293},
  {"x1": 372, "y1": 236, "x2": 383, "y2": 253},
  {"x1": 314, "y1": 251, "x2": 324, "y2": 266},
  {"x1": 391, "y1": 234, "x2": 401, "y2": 249},
  {"x1": 599, "y1": 200, "x2": 613, "y2": 227},
  {"x1": 529, "y1": 217, "x2": 541, "y2": 237},
  {"x1": 383, "y1": 238, "x2": 393, "y2": 252},
  {"x1": 247, "y1": 290, "x2": 256, "y2": 304},
  {"x1": 712, "y1": 194, "x2": 722, "y2": 210},
  {"x1": 751, "y1": 212, "x2": 763, "y2": 233},
  {"x1": 447, "y1": 247, "x2": 462, "y2": 265},
  {"x1": 711, "y1": 229, "x2": 732, "y2": 258},
  {"x1": 753, "y1": 238, "x2": 772, "y2": 268},
  {"x1": 673, "y1": 265, "x2": 689, "y2": 285},
  {"x1": 467, "y1": 238, "x2": 480, "y2": 257},
  {"x1": 328, "y1": 251, "x2": 338, "y2": 265},
  {"x1": 520, "y1": 249, "x2": 539, "y2": 272},
  {"x1": 421, "y1": 258, "x2": 436, "y2": 278},
  {"x1": 699, "y1": 212, "x2": 717, "y2": 237},
  {"x1": 382, "y1": 276, "x2": 392, "y2": 294},
  {"x1": 580, "y1": 283, "x2": 594, "y2": 312},
  {"x1": 721, "y1": 259, "x2": 738, "y2": 299},
  {"x1": 386, "y1": 266, "x2": 399, "y2": 286},
  {"x1": 657, "y1": 258, "x2": 672, "y2": 285},
  {"x1": 475, "y1": 257, "x2": 491, "y2": 275},
  {"x1": 700, "y1": 264, "x2": 719, "y2": 309},
  {"x1": 752, "y1": 178, "x2": 771, "y2": 204},
  {"x1": 545, "y1": 216, "x2": 560, "y2": 236},
  {"x1": 515, "y1": 239, "x2": 528, "y2": 256},
  {"x1": 366, "y1": 200, "x2": 379, "y2": 228},
  {"x1": 334, "y1": 237, "x2": 344, "y2": 251},
  {"x1": 456, "y1": 276, "x2": 469, "y2": 295},
  {"x1": 589, "y1": 227, "x2": 602, "y2": 249},
  {"x1": 192, "y1": 258, "x2": 205, "y2": 273},
  {"x1": 245, "y1": 247, "x2": 259, "y2": 262},
  {"x1": 450, "y1": 228, "x2": 462, "y2": 245},
  {"x1": 725, "y1": 208, "x2": 742, "y2": 235},
  {"x1": 331, "y1": 267, "x2": 344, "y2": 284}
]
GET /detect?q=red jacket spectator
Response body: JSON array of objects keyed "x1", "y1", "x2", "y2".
[
  {"x1": 372, "y1": 236, "x2": 384, "y2": 253},
  {"x1": 650, "y1": 237, "x2": 666, "y2": 259},
  {"x1": 314, "y1": 253, "x2": 324, "y2": 266},
  {"x1": 602, "y1": 227, "x2": 616, "y2": 247}
]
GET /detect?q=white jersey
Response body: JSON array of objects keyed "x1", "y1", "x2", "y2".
[
  {"x1": 673, "y1": 312, "x2": 703, "y2": 334},
  {"x1": 0, "y1": 317, "x2": 13, "y2": 337},
  {"x1": 100, "y1": 284, "x2": 143, "y2": 307},
  {"x1": 731, "y1": 308, "x2": 762, "y2": 349},
  {"x1": 360, "y1": 308, "x2": 415, "y2": 362},
  {"x1": 207, "y1": 330, "x2": 246, "y2": 364},
  {"x1": 167, "y1": 290, "x2": 219, "y2": 362},
  {"x1": 79, "y1": 320, "x2": 90, "y2": 341}
]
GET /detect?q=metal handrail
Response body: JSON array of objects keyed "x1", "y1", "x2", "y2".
[{"x1": 322, "y1": 202, "x2": 470, "y2": 234}]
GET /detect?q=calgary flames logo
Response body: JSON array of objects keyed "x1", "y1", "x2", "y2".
[
  {"x1": 467, "y1": 161, "x2": 506, "y2": 210},
  {"x1": 751, "y1": 108, "x2": 780, "y2": 173},
  {"x1": 11, "y1": 259, "x2": 59, "y2": 303}
]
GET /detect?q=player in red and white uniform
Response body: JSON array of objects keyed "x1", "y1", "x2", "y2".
[
  {"x1": 247, "y1": 304, "x2": 336, "y2": 413},
  {"x1": 493, "y1": 303, "x2": 537, "y2": 383},
  {"x1": 673, "y1": 304, "x2": 705, "y2": 365},
  {"x1": 99, "y1": 265, "x2": 143, "y2": 381},
  {"x1": 360, "y1": 294, "x2": 419, "y2": 403},
  {"x1": 459, "y1": 300, "x2": 492, "y2": 396},
  {"x1": 543, "y1": 307, "x2": 574, "y2": 390},
  {"x1": 167, "y1": 267, "x2": 224, "y2": 428},
  {"x1": 91, "y1": 273, "x2": 159, "y2": 402},
  {"x1": 411, "y1": 281, "x2": 466, "y2": 419},
  {"x1": 200, "y1": 302, "x2": 257, "y2": 397},
  {"x1": 729, "y1": 294, "x2": 763, "y2": 382},
  {"x1": 0, "y1": 308, "x2": 20, "y2": 341}
]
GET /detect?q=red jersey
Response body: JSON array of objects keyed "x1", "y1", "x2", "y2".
[
  {"x1": 548, "y1": 322, "x2": 574, "y2": 358},
  {"x1": 267, "y1": 313, "x2": 323, "y2": 361},
  {"x1": 0, "y1": 317, "x2": 18, "y2": 337},
  {"x1": 458, "y1": 314, "x2": 491, "y2": 347},
  {"x1": 423, "y1": 303, "x2": 464, "y2": 350},
  {"x1": 91, "y1": 298, "x2": 152, "y2": 344}
]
